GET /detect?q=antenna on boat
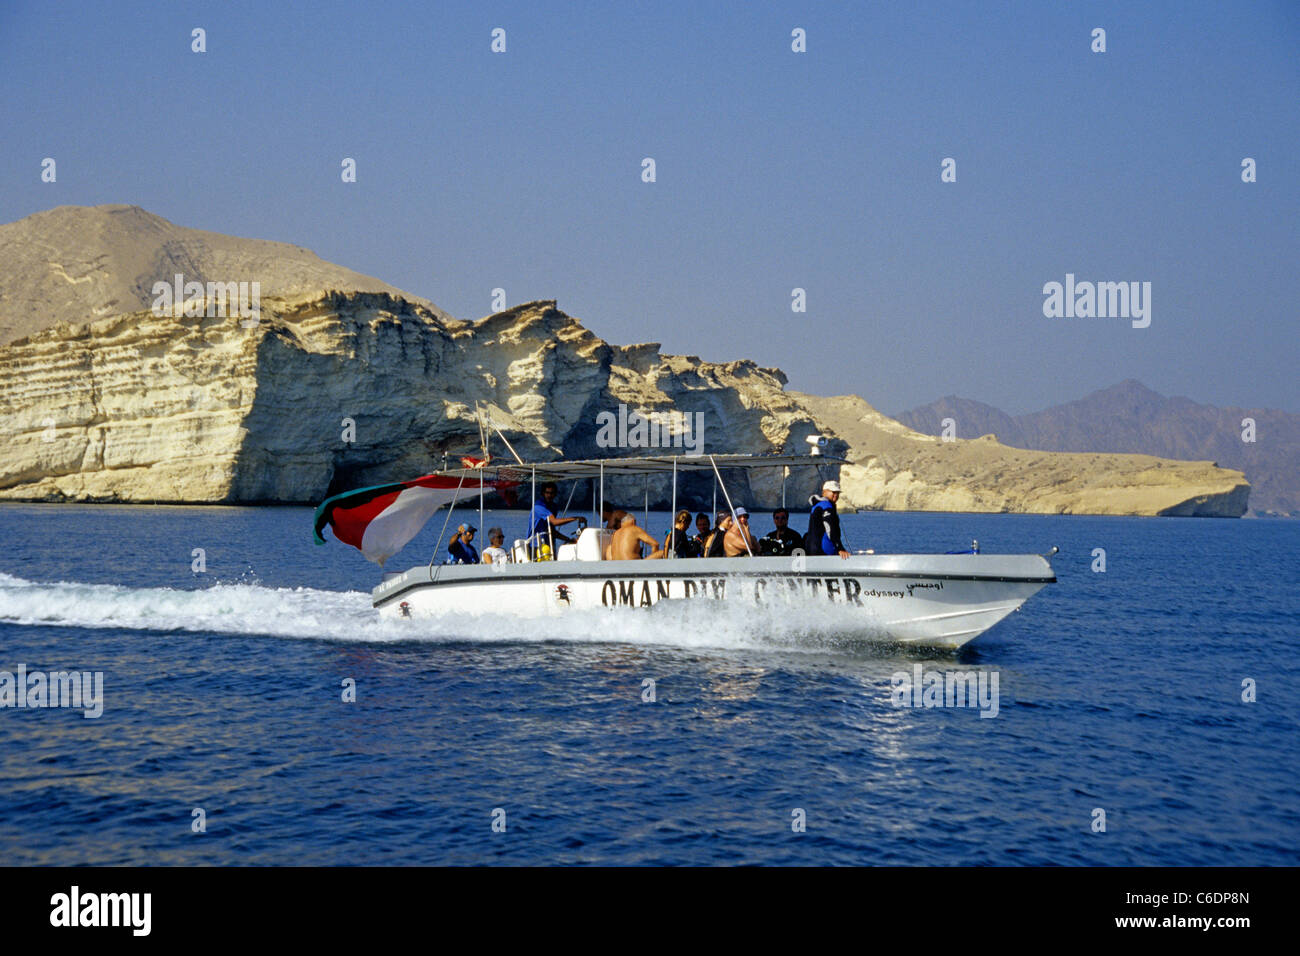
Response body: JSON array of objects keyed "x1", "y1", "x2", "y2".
[
  {"x1": 480, "y1": 404, "x2": 525, "y2": 465},
  {"x1": 475, "y1": 401, "x2": 488, "y2": 458}
]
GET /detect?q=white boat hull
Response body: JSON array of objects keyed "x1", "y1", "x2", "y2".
[{"x1": 372, "y1": 553, "x2": 1056, "y2": 648}]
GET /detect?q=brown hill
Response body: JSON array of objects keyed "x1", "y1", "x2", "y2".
[{"x1": 0, "y1": 204, "x2": 442, "y2": 343}]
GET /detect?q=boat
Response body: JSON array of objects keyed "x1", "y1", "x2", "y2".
[{"x1": 313, "y1": 446, "x2": 1057, "y2": 648}]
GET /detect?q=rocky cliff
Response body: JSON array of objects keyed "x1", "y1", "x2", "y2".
[{"x1": 0, "y1": 291, "x2": 1250, "y2": 516}]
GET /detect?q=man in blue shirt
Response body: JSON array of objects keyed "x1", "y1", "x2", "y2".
[
  {"x1": 530, "y1": 482, "x2": 581, "y2": 551},
  {"x1": 447, "y1": 524, "x2": 480, "y2": 564}
]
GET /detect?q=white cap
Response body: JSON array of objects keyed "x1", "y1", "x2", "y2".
[{"x1": 822, "y1": 480, "x2": 841, "y2": 494}]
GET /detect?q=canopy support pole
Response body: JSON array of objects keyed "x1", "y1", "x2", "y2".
[
  {"x1": 558, "y1": 479, "x2": 578, "y2": 556},
  {"x1": 669, "y1": 457, "x2": 678, "y2": 557},
  {"x1": 709, "y1": 454, "x2": 752, "y2": 556}
]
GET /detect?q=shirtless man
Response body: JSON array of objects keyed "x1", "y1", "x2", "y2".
[
  {"x1": 602, "y1": 509, "x2": 629, "y2": 559},
  {"x1": 610, "y1": 514, "x2": 665, "y2": 560},
  {"x1": 724, "y1": 507, "x2": 759, "y2": 556}
]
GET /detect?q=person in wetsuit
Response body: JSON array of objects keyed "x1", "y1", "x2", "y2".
[
  {"x1": 805, "y1": 480, "x2": 850, "y2": 559},
  {"x1": 704, "y1": 512, "x2": 733, "y2": 557},
  {"x1": 760, "y1": 508, "x2": 803, "y2": 556},
  {"x1": 663, "y1": 509, "x2": 701, "y2": 558},
  {"x1": 692, "y1": 512, "x2": 712, "y2": 553}
]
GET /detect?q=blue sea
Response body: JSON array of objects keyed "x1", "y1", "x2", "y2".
[{"x1": 0, "y1": 504, "x2": 1296, "y2": 866}]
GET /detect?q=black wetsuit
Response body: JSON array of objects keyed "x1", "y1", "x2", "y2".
[
  {"x1": 760, "y1": 526, "x2": 802, "y2": 556},
  {"x1": 805, "y1": 497, "x2": 845, "y2": 555},
  {"x1": 666, "y1": 528, "x2": 700, "y2": 558},
  {"x1": 704, "y1": 529, "x2": 727, "y2": 558}
]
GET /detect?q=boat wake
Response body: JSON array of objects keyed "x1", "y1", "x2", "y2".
[{"x1": 0, "y1": 571, "x2": 898, "y2": 653}]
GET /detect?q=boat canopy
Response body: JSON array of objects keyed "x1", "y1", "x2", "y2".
[
  {"x1": 314, "y1": 453, "x2": 845, "y2": 566},
  {"x1": 432, "y1": 452, "x2": 847, "y2": 481}
]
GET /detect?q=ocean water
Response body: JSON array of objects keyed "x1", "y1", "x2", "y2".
[{"x1": 0, "y1": 503, "x2": 1295, "y2": 866}]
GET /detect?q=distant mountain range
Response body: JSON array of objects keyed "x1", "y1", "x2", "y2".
[{"x1": 896, "y1": 381, "x2": 1297, "y2": 515}]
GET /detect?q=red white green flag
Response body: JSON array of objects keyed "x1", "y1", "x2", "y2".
[{"x1": 313, "y1": 473, "x2": 515, "y2": 566}]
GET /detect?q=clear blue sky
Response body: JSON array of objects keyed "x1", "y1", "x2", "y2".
[{"x1": 2, "y1": 0, "x2": 1296, "y2": 414}]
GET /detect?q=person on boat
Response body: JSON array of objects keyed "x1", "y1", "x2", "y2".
[
  {"x1": 703, "y1": 512, "x2": 733, "y2": 558},
  {"x1": 531, "y1": 481, "x2": 580, "y2": 554},
  {"x1": 611, "y1": 514, "x2": 665, "y2": 560},
  {"x1": 759, "y1": 508, "x2": 802, "y2": 556},
  {"x1": 692, "y1": 512, "x2": 712, "y2": 552},
  {"x1": 447, "y1": 524, "x2": 480, "y2": 564},
  {"x1": 724, "y1": 507, "x2": 758, "y2": 556},
  {"x1": 481, "y1": 527, "x2": 509, "y2": 564},
  {"x1": 601, "y1": 509, "x2": 629, "y2": 559},
  {"x1": 805, "y1": 480, "x2": 850, "y2": 559},
  {"x1": 663, "y1": 509, "x2": 701, "y2": 558}
]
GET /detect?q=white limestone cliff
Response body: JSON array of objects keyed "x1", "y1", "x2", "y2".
[{"x1": 0, "y1": 292, "x2": 1249, "y2": 516}]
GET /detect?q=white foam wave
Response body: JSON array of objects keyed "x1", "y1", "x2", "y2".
[{"x1": 0, "y1": 571, "x2": 890, "y2": 652}]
